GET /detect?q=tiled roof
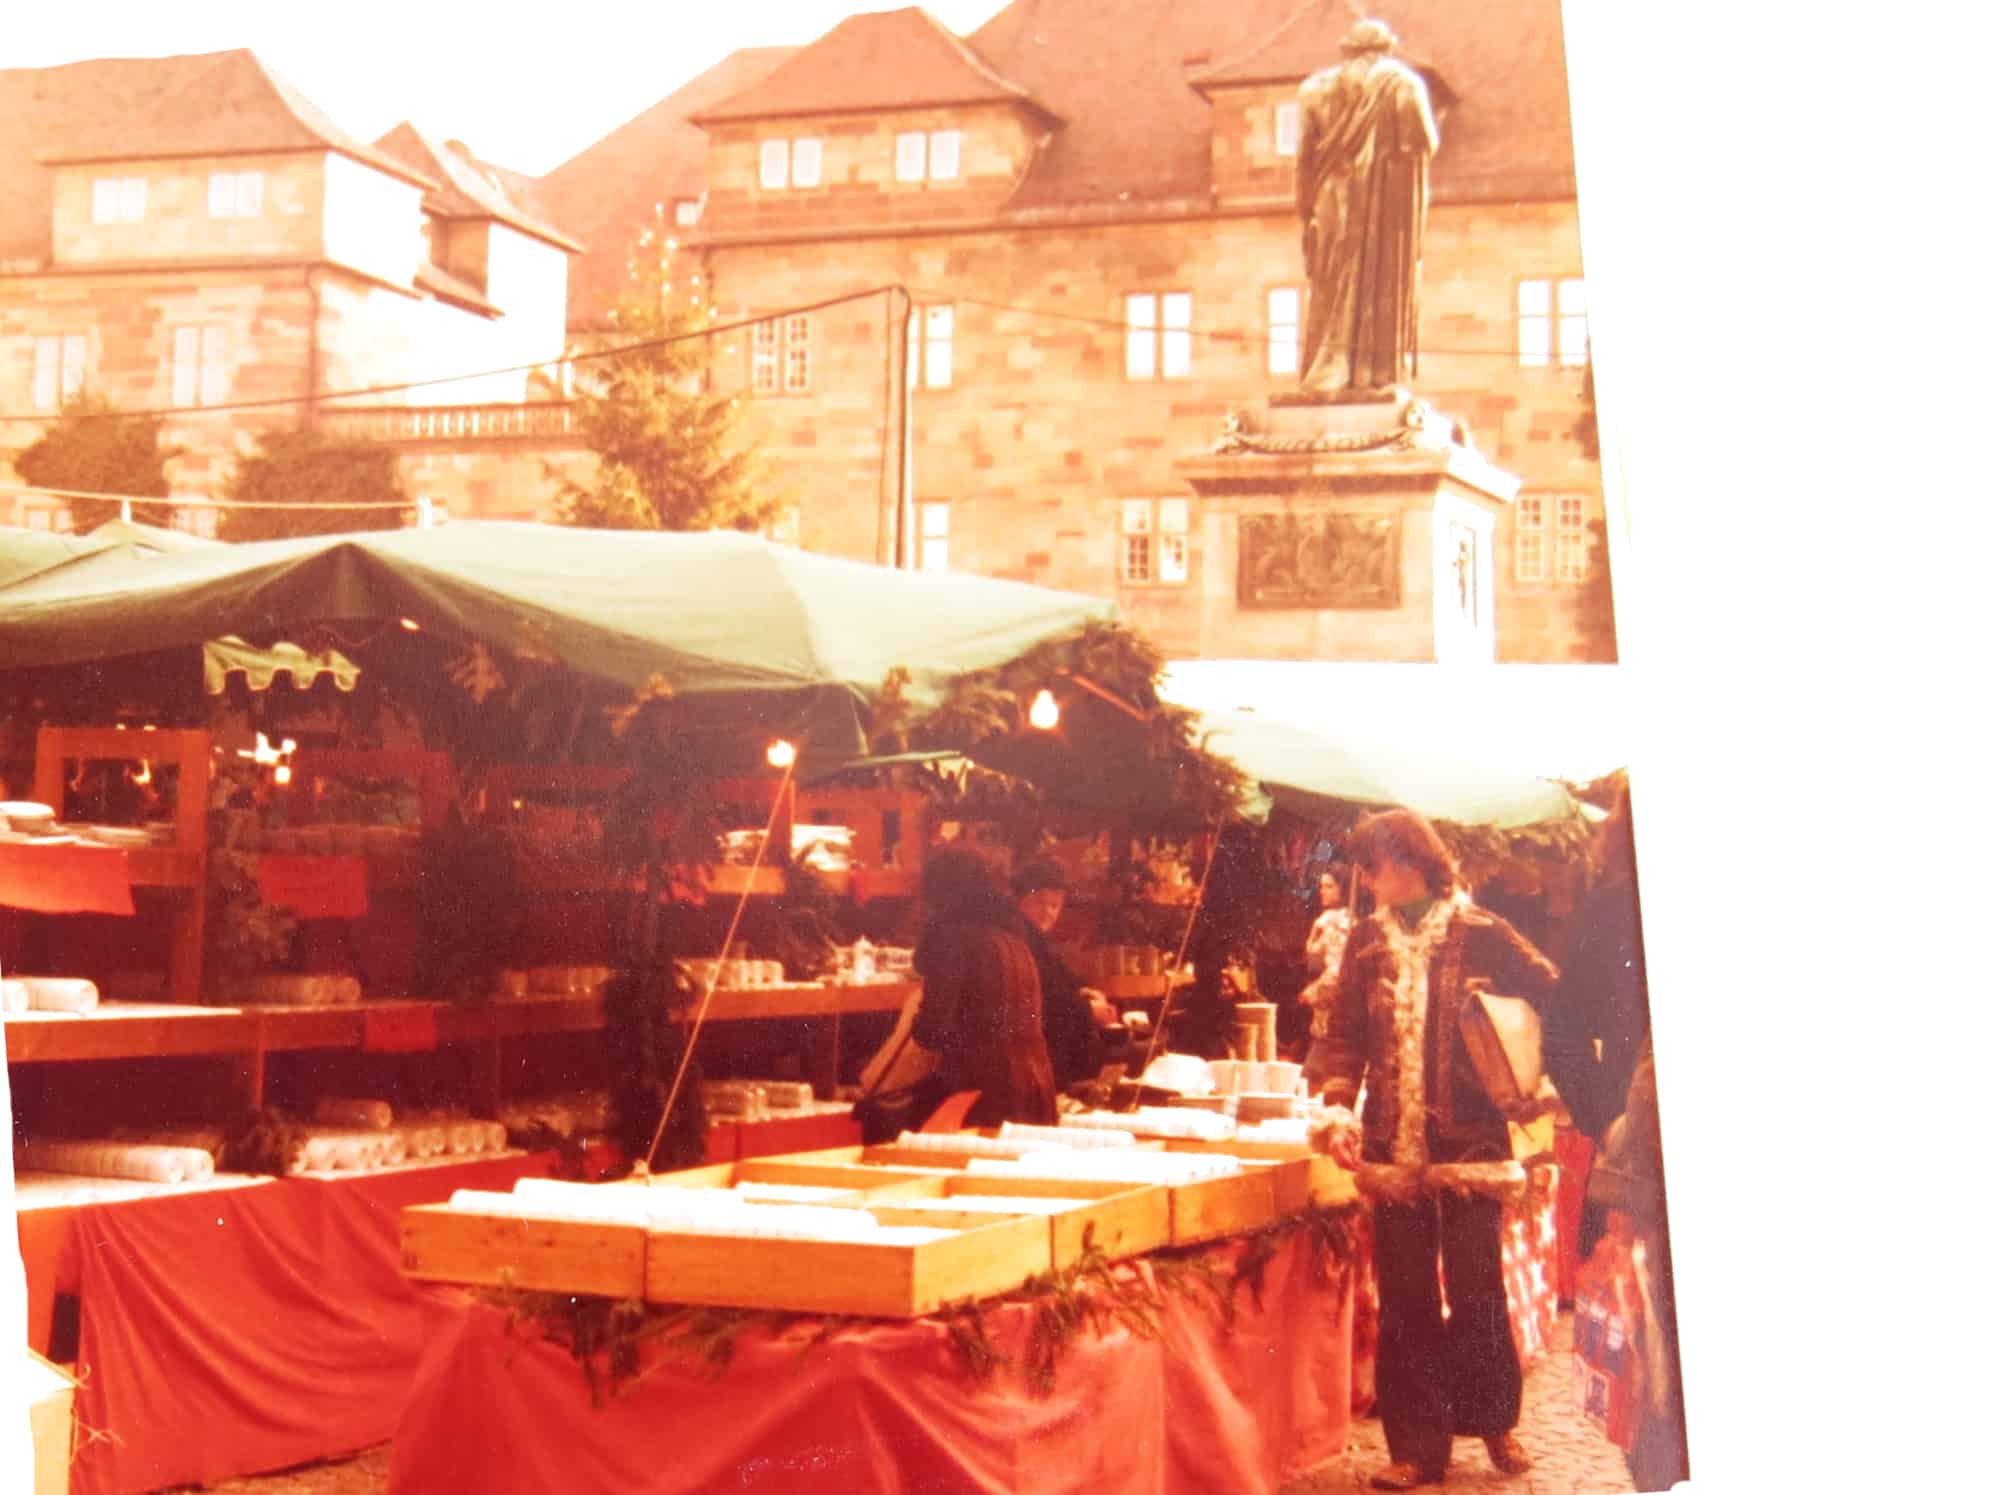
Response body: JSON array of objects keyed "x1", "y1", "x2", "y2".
[
  {"x1": 0, "y1": 49, "x2": 434, "y2": 269},
  {"x1": 1187, "y1": 0, "x2": 1575, "y2": 202},
  {"x1": 690, "y1": 8, "x2": 1057, "y2": 127},
  {"x1": 968, "y1": 0, "x2": 1308, "y2": 211},
  {"x1": 372, "y1": 122, "x2": 583, "y2": 253},
  {"x1": 537, "y1": 47, "x2": 797, "y2": 331},
  {"x1": 966, "y1": 0, "x2": 1573, "y2": 210}
]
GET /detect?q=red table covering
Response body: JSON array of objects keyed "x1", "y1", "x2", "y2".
[
  {"x1": 42, "y1": 1153, "x2": 550, "y2": 1495},
  {"x1": 255, "y1": 852, "x2": 368, "y2": 919},
  {"x1": 389, "y1": 1231, "x2": 1354, "y2": 1495},
  {"x1": 0, "y1": 842, "x2": 133, "y2": 915}
]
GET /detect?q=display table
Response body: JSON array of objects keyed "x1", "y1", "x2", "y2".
[
  {"x1": 388, "y1": 1228, "x2": 1354, "y2": 1495},
  {"x1": 23, "y1": 1151, "x2": 551, "y2": 1495}
]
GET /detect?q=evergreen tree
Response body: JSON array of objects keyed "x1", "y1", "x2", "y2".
[
  {"x1": 556, "y1": 227, "x2": 775, "y2": 532},
  {"x1": 14, "y1": 393, "x2": 179, "y2": 530},
  {"x1": 220, "y1": 427, "x2": 409, "y2": 541}
]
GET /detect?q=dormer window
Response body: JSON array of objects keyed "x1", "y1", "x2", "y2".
[
  {"x1": 1274, "y1": 102, "x2": 1301, "y2": 158},
  {"x1": 895, "y1": 129, "x2": 961, "y2": 183},
  {"x1": 92, "y1": 177, "x2": 146, "y2": 225},
  {"x1": 760, "y1": 137, "x2": 823, "y2": 190},
  {"x1": 208, "y1": 171, "x2": 265, "y2": 219}
]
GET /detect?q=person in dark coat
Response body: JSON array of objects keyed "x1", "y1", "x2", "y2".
[
  {"x1": 910, "y1": 850, "x2": 1058, "y2": 1128},
  {"x1": 1552, "y1": 781, "x2": 1689, "y2": 1492},
  {"x1": 1009, "y1": 859, "x2": 1111, "y2": 1091},
  {"x1": 1318, "y1": 809, "x2": 1564, "y2": 1491}
]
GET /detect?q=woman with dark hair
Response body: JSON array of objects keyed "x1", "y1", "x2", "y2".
[
  {"x1": 1317, "y1": 808, "x2": 1566, "y2": 1490},
  {"x1": 910, "y1": 849, "x2": 1058, "y2": 1127}
]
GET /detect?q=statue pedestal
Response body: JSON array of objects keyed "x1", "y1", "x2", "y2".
[{"x1": 1172, "y1": 393, "x2": 1521, "y2": 663}]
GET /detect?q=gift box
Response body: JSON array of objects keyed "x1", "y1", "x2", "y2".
[{"x1": 1572, "y1": 1241, "x2": 1642, "y2": 1451}]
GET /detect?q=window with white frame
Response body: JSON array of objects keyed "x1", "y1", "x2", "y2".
[
  {"x1": 21, "y1": 503, "x2": 71, "y2": 532},
  {"x1": 1125, "y1": 293, "x2": 1192, "y2": 380},
  {"x1": 1267, "y1": 287, "x2": 1302, "y2": 376},
  {"x1": 1513, "y1": 495, "x2": 1547, "y2": 582},
  {"x1": 91, "y1": 177, "x2": 146, "y2": 225},
  {"x1": 207, "y1": 170, "x2": 265, "y2": 219},
  {"x1": 170, "y1": 324, "x2": 229, "y2": 407},
  {"x1": 1515, "y1": 493, "x2": 1592, "y2": 583},
  {"x1": 172, "y1": 506, "x2": 219, "y2": 540},
  {"x1": 1517, "y1": 277, "x2": 1588, "y2": 368},
  {"x1": 1120, "y1": 498, "x2": 1190, "y2": 584},
  {"x1": 907, "y1": 304, "x2": 954, "y2": 389},
  {"x1": 895, "y1": 129, "x2": 961, "y2": 182},
  {"x1": 1274, "y1": 101, "x2": 1301, "y2": 158},
  {"x1": 672, "y1": 197, "x2": 703, "y2": 227},
  {"x1": 760, "y1": 137, "x2": 823, "y2": 190},
  {"x1": 752, "y1": 315, "x2": 812, "y2": 395},
  {"x1": 1555, "y1": 494, "x2": 1590, "y2": 582},
  {"x1": 918, "y1": 502, "x2": 951, "y2": 571},
  {"x1": 31, "y1": 334, "x2": 88, "y2": 411}
]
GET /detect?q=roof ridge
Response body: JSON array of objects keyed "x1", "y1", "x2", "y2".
[
  {"x1": 690, "y1": 7, "x2": 1059, "y2": 127},
  {"x1": 243, "y1": 50, "x2": 439, "y2": 190}
]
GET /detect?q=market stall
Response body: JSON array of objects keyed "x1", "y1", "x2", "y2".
[{"x1": 4, "y1": 525, "x2": 1184, "y2": 1490}]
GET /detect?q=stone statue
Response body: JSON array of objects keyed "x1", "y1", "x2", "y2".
[{"x1": 1295, "y1": 20, "x2": 1439, "y2": 399}]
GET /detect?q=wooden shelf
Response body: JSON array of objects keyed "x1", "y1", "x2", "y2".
[{"x1": 3, "y1": 1005, "x2": 257, "y2": 1064}]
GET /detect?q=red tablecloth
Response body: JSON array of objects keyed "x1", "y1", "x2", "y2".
[
  {"x1": 0, "y1": 842, "x2": 133, "y2": 915},
  {"x1": 33, "y1": 1153, "x2": 551, "y2": 1495},
  {"x1": 255, "y1": 852, "x2": 368, "y2": 919},
  {"x1": 388, "y1": 1231, "x2": 1354, "y2": 1495}
]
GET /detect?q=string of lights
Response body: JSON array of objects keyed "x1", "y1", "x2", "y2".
[{"x1": 2, "y1": 282, "x2": 1583, "y2": 428}]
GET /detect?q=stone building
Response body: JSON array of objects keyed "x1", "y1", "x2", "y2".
[
  {"x1": 0, "y1": 49, "x2": 588, "y2": 532},
  {"x1": 570, "y1": 0, "x2": 1609, "y2": 662}
]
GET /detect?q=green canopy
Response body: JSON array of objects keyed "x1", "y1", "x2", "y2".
[
  {"x1": 1191, "y1": 708, "x2": 1580, "y2": 830},
  {"x1": 0, "y1": 522, "x2": 1117, "y2": 758},
  {"x1": 0, "y1": 525, "x2": 102, "y2": 589}
]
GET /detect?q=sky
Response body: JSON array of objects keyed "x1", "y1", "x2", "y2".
[{"x1": 9, "y1": 1, "x2": 1016, "y2": 177}]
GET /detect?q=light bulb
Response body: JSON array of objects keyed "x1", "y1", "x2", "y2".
[
  {"x1": 766, "y1": 739, "x2": 797, "y2": 768},
  {"x1": 1029, "y1": 689, "x2": 1060, "y2": 730}
]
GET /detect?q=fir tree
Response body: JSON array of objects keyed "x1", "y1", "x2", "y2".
[
  {"x1": 220, "y1": 428, "x2": 408, "y2": 541},
  {"x1": 556, "y1": 224, "x2": 775, "y2": 533},
  {"x1": 14, "y1": 393, "x2": 179, "y2": 530}
]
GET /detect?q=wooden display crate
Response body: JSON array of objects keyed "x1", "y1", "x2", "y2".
[
  {"x1": 1161, "y1": 1138, "x2": 1360, "y2": 1213},
  {"x1": 400, "y1": 1205, "x2": 649, "y2": 1298},
  {"x1": 1165, "y1": 1168, "x2": 1283, "y2": 1245},
  {"x1": 872, "y1": 1172, "x2": 1172, "y2": 1269},
  {"x1": 643, "y1": 1210, "x2": 1051, "y2": 1319},
  {"x1": 658, "y1": 1148, "x2": 1172, "y2": 1269}
]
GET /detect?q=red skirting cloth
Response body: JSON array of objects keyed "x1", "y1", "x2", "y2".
[
  {"x1": 255, "y1": 853, "x2": 368, "y2": 919},
  {"x1": 1554, "y1": 1126, "x2": 1595, "y2": 1302},
  {"x1": 736, "y1": 1109, "x2": 862, "y2": 1160},
  {"x1": 55, "y1": 1153, "x2": 551, "y2": 1495},
  {"x1": 0, "y1": 842, "x2": 133, "y2": 915},
  {"x1": 388, "y1": 1231, "x2": 1354, "y2": 1495}
]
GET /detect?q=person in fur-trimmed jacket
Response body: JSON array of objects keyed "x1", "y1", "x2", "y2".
[{"x1": 1316, "y1": 809, "x2": 1565, "y2": 1492}]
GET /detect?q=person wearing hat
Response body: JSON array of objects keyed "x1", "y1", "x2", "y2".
[{"x1": 1009, "y1": 859, "x2": 1113, "y2": 1090}]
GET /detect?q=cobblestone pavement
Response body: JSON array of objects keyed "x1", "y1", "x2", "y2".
[
  {"x1": 175, "y1": 1313, "x2": 1637, "y2": 1495},
  {"x1": 1279, "y1": 1313, "x2": 1640, "y2": 1495}
]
